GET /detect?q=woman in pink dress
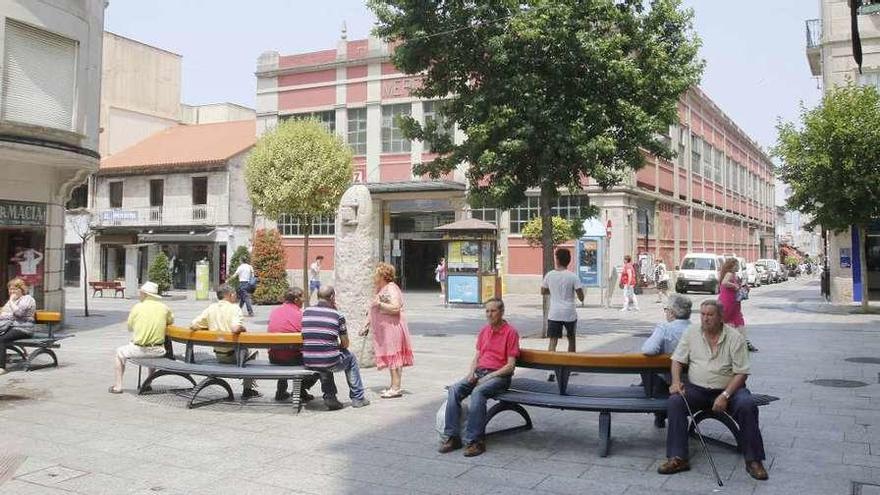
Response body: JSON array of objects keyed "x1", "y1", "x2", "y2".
[
  {"x1": 718, "y1": 258, "x2": 757, "y2": 352},
  {"x1": 365, "y1": 262, "x2": 414, "y2": 398}
]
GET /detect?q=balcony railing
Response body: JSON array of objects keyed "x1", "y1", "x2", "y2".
[
  {"x1": 96, "y1": 206, "x2": 217, "y2": 227},
  {"x1": 806, "y1": 19, "x2": 822, "y2": 50}
]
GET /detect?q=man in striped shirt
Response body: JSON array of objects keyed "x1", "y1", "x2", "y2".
[{"x1": 301, "y1": 285, "x2": 369, "y2": 410}]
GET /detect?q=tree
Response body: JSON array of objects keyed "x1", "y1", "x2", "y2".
[
  {"x1": 148, "y1": 252, "x2": 172, "y2": 295},
  {"x1": 774, "y1": 83, "x2": 880, "y2": 311},
  {"x1": 251, "y1": 229, "x2": 289, "y2": 304},
  {"x1": 69, "y1": 212, "x2": 95, "y2": 317},
  {"x1": 227, "y1": 245, "x2": 250, "y2": 290},
  {"x1": 245, "y1": 119, "x2": 352, "y2": 305},
  {"x1": 371, "y1": 0, "x2": 702, "y2": 328},
  {"x1": 521, "y1": 216, "x2": 583, "y2": 249}
]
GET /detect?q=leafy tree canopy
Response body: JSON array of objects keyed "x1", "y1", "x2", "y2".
[
  {"x1": 521, "y1": 216, "x2": 584, "y2": 248},
  {"x1": 774, "y1": 83, "x2": 880, "y2": 232}
]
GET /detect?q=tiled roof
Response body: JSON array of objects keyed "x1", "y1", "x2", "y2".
[{"x1": 100, "y1": 120, "x2": 256, "y2": 171}]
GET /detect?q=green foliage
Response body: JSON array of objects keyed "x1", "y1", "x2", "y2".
[
  {"x1": 521, "y1": 216, "x2": 582, "y2": 248},
  {"x1": 227, "y1": 245, "x2": 250, "y2": 290},
  {"x1": 251, "y1": 229, "x2": 289, "y2": 304},
  {"x1": 774, "y1": 83, "x2": 880, "y2": 232},
  {"x1": 784, "y1": 255, "x2": 799, "y2": 267},
  {"x1": 148, "y1": 252, "x2": 172, "y2": 295},
  {"x1": 245, "y1": 119, "x2": 353, "y2": 221}
]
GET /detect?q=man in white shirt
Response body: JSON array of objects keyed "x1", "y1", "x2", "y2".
[
  {"x1": 308, "y1": 255, "x2": 324, "y2": 302},
  {"x1": 541, "y1": 248, "x2": 584, "y2": 354},
  {"x1": 232, "y1": 256, "x2": 255, "y2": 317}
]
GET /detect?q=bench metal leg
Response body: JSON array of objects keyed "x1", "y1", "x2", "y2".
[
  {"x1": 188, "y1": 377, "x2": 235, "y2": 409},
  {"x1": 484, "y1": 401, "x2": 533, "y2": 437},
  {"x1": 6, "y1": 345, "x2": 27, "y2": 361},
  {"x1": 25, "y1": 347, "x2": 58, "y2": 371},
  {"x1": 688, "y1": 410, "x2": 742, "y2": 452},
  {"x1": 289, "y1": 376, "x2": 304, "y2": 413},
  {"x1": 598, "y1": 411, "x2": 612, "y2": 457},
  {"x1": 139, "y1": 369, "x2": 198, "y2": 394}
]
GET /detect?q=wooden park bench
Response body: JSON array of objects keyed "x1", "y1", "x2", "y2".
[
  {"x1": 89, "y1": 281, "x2": 125, "y2": 298},
  {"x1": 484, "y1": 349, "x2": 778, "y2": 457},
  {"x1": 129, "y1": 325, "x2": 318, "y2": 412},
  {"x1": 2, "y1": 311, "x2": 73, "y2": 370}
]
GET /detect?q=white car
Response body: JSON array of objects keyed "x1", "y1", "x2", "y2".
[
  {"x1": 675, "y1": 253, "x2": 725, "y2": 294},
  {"x1": 745, "y1": 263, "x2": 761, "y2": 287}
]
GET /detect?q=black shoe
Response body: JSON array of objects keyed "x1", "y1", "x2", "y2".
[
  {"x1": 547, "y1": 373, "x2": 556, "y2": 382},
  {"x1": 301, "y1": 391, "x2": 315, "y2": 403},
  {"x1": 242, "y1": 388, "x2": 262, "y2": 400},
  {"x1": 747, "y1": 341, "x2": 759, "y2": 352},
  {"x1": 653, "y1": 414, "x2": 666, "y2": 428},
  {"x1": 274, "y1": 391, "x2": 291, "y2": 402},
  {"x1": 325, "y1": 397, "x2": 344, "y2": 410}
]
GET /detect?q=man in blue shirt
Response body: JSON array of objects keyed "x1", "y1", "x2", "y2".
[{"x1": 641, "y1": 293, "x2": 692, "y2": 427}]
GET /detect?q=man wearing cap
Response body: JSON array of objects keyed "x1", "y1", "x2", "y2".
[{"x1": 110, "y1": 282, "x2": 173, "y2": 394}]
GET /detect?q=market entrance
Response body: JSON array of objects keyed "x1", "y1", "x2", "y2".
[
  {"x1": 387, "y1": 202, "x2": 454, "y2": 291},
  {"x1": 400, "y1": 240, "x2": 444, "y2": 291}
]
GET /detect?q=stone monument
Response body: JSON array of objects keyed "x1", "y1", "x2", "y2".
[{"x1": 334, "y1": 184, "x2": 376, "y2": 367}]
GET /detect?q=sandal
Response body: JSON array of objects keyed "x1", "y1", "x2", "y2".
[
  {"x1": 108, "y1": 386, "x2": 123, "y2": 394},
  {"x1": 380, "y1": 389, "x2": 403, "y2": 399}
]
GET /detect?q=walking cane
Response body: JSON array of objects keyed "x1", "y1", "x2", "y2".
[{"x1": 681, "y1": 393, "x2": 724, "y2": 487}]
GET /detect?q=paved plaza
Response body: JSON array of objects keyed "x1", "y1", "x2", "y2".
[{"x1": 2, "y1": 277, "x2": 880, "y2": 495}]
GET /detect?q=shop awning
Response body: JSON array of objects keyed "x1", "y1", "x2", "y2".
[
  {"x1": 138, "y1": 230, "x2": 217, "y2": 243},
  {"x1": 435, "y1": 218, "x2": 498, "y2": 232}
]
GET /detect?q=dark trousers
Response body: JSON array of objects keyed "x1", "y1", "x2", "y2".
[
  {"x1": 0, "y1": 328, "x2": 32, "y2": 368},
  {"x1": 237, "y1": 287, "x2": 253, "y2": 315},
  {"x1": 666, "y1": 383, "x2": 765, "y2": 462},
  {"x1": 309, "y1": 349, "x2": 366, "y2": 401},
  {"x1": 268, "y1": 354, "x2": 319, "y2": 396}
]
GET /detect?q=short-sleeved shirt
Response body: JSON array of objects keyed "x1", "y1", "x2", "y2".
[
  {"x1": 671, "y1": 324, "x2": 750, "y2": 389},
  {"x1": 267, "y1": 302, "x2": 303, "y2": 362},
  {"x1": 191, "y1": 300, "x2": 244, "y2": 354},
  {"x1": 476, "y1": 321, "x2": 521, "y2": 371},
  {"x1": 233, "y1": 263, "x2": 254, "y2": 284},
  {"x1": 542, "y1": 269, "x2": 582, "y2": 322},
  {"x1": 301, "y1": 302, "x2": 347, "y2": 368},
  {"x1": 309, "y1": 262, "x2": 320, "y2": 282},
  {"x1": 127, "y1": 298, "x2": 174, "y2": 346}
]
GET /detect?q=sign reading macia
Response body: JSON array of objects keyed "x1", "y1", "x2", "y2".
[{"x1": 0, "y1": 201, "x2": 47, "y2": 226}]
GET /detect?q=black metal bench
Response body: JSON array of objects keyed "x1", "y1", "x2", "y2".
[
  {"x1": 2, "y1": 311, "x2": 70, "y2": 371},
  {"x1": 484, "y1": 350, "x2": 778, "y2": 457}
]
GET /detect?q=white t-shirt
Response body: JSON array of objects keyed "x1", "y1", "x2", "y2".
[
  {"x1": 309, "y1": 262, "x2": 320, "y2": 282},
  {"x1": 233, "y1": 262, "x2": 254, "y2": 283},
  {"x1": 542, "y1": 269, "x2": 583, "y2": 322}
]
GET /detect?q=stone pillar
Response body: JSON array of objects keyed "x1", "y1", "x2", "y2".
[
  {"x1": 334, "y1": 185, "x2": 377, "y2": 367},
  {"x1": 124, "y1": 245, "x2": 139, "y2": 299}
]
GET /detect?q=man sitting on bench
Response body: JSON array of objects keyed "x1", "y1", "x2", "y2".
[
  {"x1": 439, "y1": 298, "x2": 520, "y2": 458},
  {"x1": 0, "y1": 277, "x2": 36, "y2": 375},
  {"x1": 659, "y1": 299, "x2": 768, "y2": 481},
  {"x1": 641, "y1": 293, "x2": 692, "y2": 426},
  {"x1": 109, "y1": 282, "x2": 173, "y2": 393}
]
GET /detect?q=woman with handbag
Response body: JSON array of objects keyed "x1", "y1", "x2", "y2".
[
  {"x1": 653, "y1": 259, "x2": 670, "y2": 304},
  {"x1": 360, "y1": 262, "x2": 414, "y2": 398},
  {"x1": 619, "y1": 255, "x2": 639, "y2": 312},
  {"x1": 718, "y1": 258, "x2": 757, "y2": 352},
  {"x1": 0, "y1": 277, "x2": 36, "y2": 373}
]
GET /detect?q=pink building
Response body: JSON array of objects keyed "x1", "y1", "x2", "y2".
[{"x1": 254, "y1": 35, "x2": 775, "y2": 293}]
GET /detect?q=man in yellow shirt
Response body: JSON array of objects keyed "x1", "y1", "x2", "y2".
[
  {"x1": 190, "y1": 284, "x2": 259, "y2": 398},
  {"x1": 110, "y1": 282, "x2": 173, "y2": 394}
]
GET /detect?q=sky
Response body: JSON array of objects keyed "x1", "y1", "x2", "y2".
[{"x1": 104, "y1": 0, "x2": 821, "y2": 151}]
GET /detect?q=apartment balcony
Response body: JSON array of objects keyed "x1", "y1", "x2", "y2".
[
  {"x1": 806, "y1": 19, "x2": 822, "y2": 77},
  {"x1": 96, "y1": 205, "x2": 217, "y2": 228}
]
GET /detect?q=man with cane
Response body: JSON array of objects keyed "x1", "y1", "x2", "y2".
[{"x1": 658, "y1": 299, "x2": 769, "y2": 481}]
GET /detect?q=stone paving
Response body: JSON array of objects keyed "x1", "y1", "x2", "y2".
[{"x1": 2, "y1": 277, "x2": 880, "y2": 494}]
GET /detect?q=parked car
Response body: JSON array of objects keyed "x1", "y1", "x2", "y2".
[
  {"x1": 745, "y1": 263, "x2": 761, "y2": 287},
  {"x1": 756, "y1": 259, "x2": 782, "y2": 283},
  {"x1": 676, "y1": 253, "x2": 725, "y2": 294},
  {"x1": 754, "y1": 264, "x2": 771, "y2": 285}
]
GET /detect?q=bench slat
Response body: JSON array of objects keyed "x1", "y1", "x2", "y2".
[
  {"x1": 129, "y1": 357, "x2": 317, "y2": 380},
  {"x1": 496, "y1": 390, "x2": 669, "y2": 413},
  {"x1": 518, "y1": 349, "x2": 671, "y2": 370},
  {"x1": 166, "y1": 326, "x2": 303, "y2": 345},
  {"x1": 510, "y1": 378, "x2": 650, "y2": 399}
]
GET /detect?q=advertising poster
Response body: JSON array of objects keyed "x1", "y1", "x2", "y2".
[
  {"x1": 195, "y1": 261, "x2": 210, "y2": 300},
  {"x1": 481, "y1": 275, "x2": 496, "y2": 302},
  {"x1": 447, "y1": 274, "x2": 479, "y2": 303},
  {"x1": 840, "y1": 248, "x2": 852, "y2": 269},
  {"x1": 577, "y1": 237, "x2": 602, "y2": 287},
  {"x1": 448, "y1": 241, "x2": 479, "y2": 270}
]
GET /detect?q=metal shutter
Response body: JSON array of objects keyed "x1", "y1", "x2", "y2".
[{"x1": 2, "y1": 19, "x2": 77, "y2": 130}]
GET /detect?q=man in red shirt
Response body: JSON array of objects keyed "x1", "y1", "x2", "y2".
[
  {"x1": 267, "y1": 287, "x2": 319, "y2": 402},
  {"x1": 439, "y1": 298, "x2": 520, "y2": 457}
]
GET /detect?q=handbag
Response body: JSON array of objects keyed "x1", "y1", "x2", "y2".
[{"x1": 736, "y1": 286, "x2": 749, "y2": 302}]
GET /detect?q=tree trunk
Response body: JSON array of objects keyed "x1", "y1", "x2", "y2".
[
  {"x1": 539, "y1": 184, "x2": 555, "y2": 339},
  {"x1": 858, "y1": 225, "x2": 870, "y2": 312},
  {"x1": 303, "y1": 219, "x2": 311, "y2": 308},
  {"x1": 82, "y1": 238, "x2": 89, "y2": 317}
]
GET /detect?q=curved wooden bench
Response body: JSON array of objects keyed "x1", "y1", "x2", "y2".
[
  {"x1": 485, "y1": 350, "x2": 778, "y2": 457},
  {"x1": 166, "y1": 325, "x2": 303, "y2": 365},
  {"x1": 2, "y1": 311, "x2": 69, "y2": 370}
]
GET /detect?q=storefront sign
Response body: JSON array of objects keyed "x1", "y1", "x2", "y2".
[
  {"x1": 381, "y1": 76, "x2": 423, "y2": 98},
  {"x1": 0, "y1": 201, "x2": 46, "y2": 226},
  {"x1": 101, "y1": 210, "x2": 138, "y2": 222}
]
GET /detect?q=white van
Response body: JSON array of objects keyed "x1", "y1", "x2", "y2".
[{"x1": 676, "y1": 253, "x2": 725, "y2": 294}]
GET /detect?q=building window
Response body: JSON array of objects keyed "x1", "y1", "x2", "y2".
[
  {"x1": 714, "y1": 149, "x2": 724, "y2": 184},
  {"x1": 277, "y1": 213, "x2": 335, "y2": 236},
  {"x1": 66, "y1": 183, "x2": 88, "y2": 210},
  {"x1": 422, "y1": 101, "x2": 453, "y2": 153},
  {"x1": 109, "y1": 181, "x2": 123, "y2": 208},
  {"x1": 1, "y1": 20, "x2": 77, "y2": 130},
  {"x1": 509, "y1": 195, "x2": 589, "y2": 234},
  {"x1": 382, "y1": 103, "x2": 412, "y2": 153},
  {"x1": 470, "y1": 207, "x2": 497, "y2": 225},
  {"x1": 149, "y1": 179, "x2": 164, "y2": 207},
  {"x1": 347, "y1": 108, "x2": 367, "y2": 155},
  {"x1": 690, "y1": 136, "x2": 702, "y2": 175},
  {"x1": 284, "y1": 110, "x2": 335, "y2": 133},
  {"x1": 192, "y1": 177, "x2": 208, "y2": 205},
  {"x1": 703, "y1": 141, "x2": 712, "y2": 181}
]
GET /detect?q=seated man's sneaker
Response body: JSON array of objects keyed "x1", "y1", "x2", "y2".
[
  {"x1": 241, "y1": 388, "x2": 262, "y2": 400},
  {"x1": 351, "y1": 397, "x2": 371, "y2": 408},
  {"x1": 657, "y1": 457, "x2": 690, "y2": 475},
  {"x1": 301, "y1": 391, "x2": 315, "y2": 403},
  {"x1": 274, "y1": 391, "x2": 291, "y2": 402},
  {"x1": 746, "y1": 461, "x2": 768, "y2": 480},
  {"x1": 463, "y1": 441, "x2": 485, "y2": 457},
  {"x1": 438, "y1": 436, "x2": 462, "y2": 454},
  {"x1": 324, "y1": 397, "x2": 344, "y2": 410}
]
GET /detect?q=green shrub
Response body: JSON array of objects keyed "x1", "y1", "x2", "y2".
[
  {"x1": 148, "y1": 252, "x2": 172, "y2": 294},
  {"x1": 251, "y1": 229, "x2": 289, "y2": 304}
]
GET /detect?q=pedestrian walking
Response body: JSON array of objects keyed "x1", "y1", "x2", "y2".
[
  {"x1": 435, "y1": 257, "x2": 447, "y2": 299},
  {"x1": 718, "y1": 258, "x2": 757, "y2": 352},
  {"x1": 619, "y1": 255, "x2": 639, "y2": 312},
  {"x1": 653, "y1": 258, "x2": 670, "y2": 304},
  {"x1": 232, "y1": 255, "x2": 255, "y2": 317},
  {"x1": 308, "y1": 255, "x2": 324, "y2": 303},
  {"x1": 361, "y1": 262, "x2": 414, "y2": 398},
  {"x1": 541, "y1": 248, "x2": 584, "y2": 354}
]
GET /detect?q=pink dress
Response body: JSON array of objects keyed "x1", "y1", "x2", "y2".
[
  {"x1": 718, "y1": 274, "x2": 745, "y2": 327},
  {"x1": 369, "y1": 282, "x2": 414, "y2": 370}
]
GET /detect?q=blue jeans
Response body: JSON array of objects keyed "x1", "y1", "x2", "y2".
[
  {"x1": 237, "y1": 286, "x2": 253, "y2": 315},
  {"x1": 312, "y1": 349, "x2": 365, "y2": 401},
  {"x1": 444, "y1": 369, "x2": 511, "y2": 444}
]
